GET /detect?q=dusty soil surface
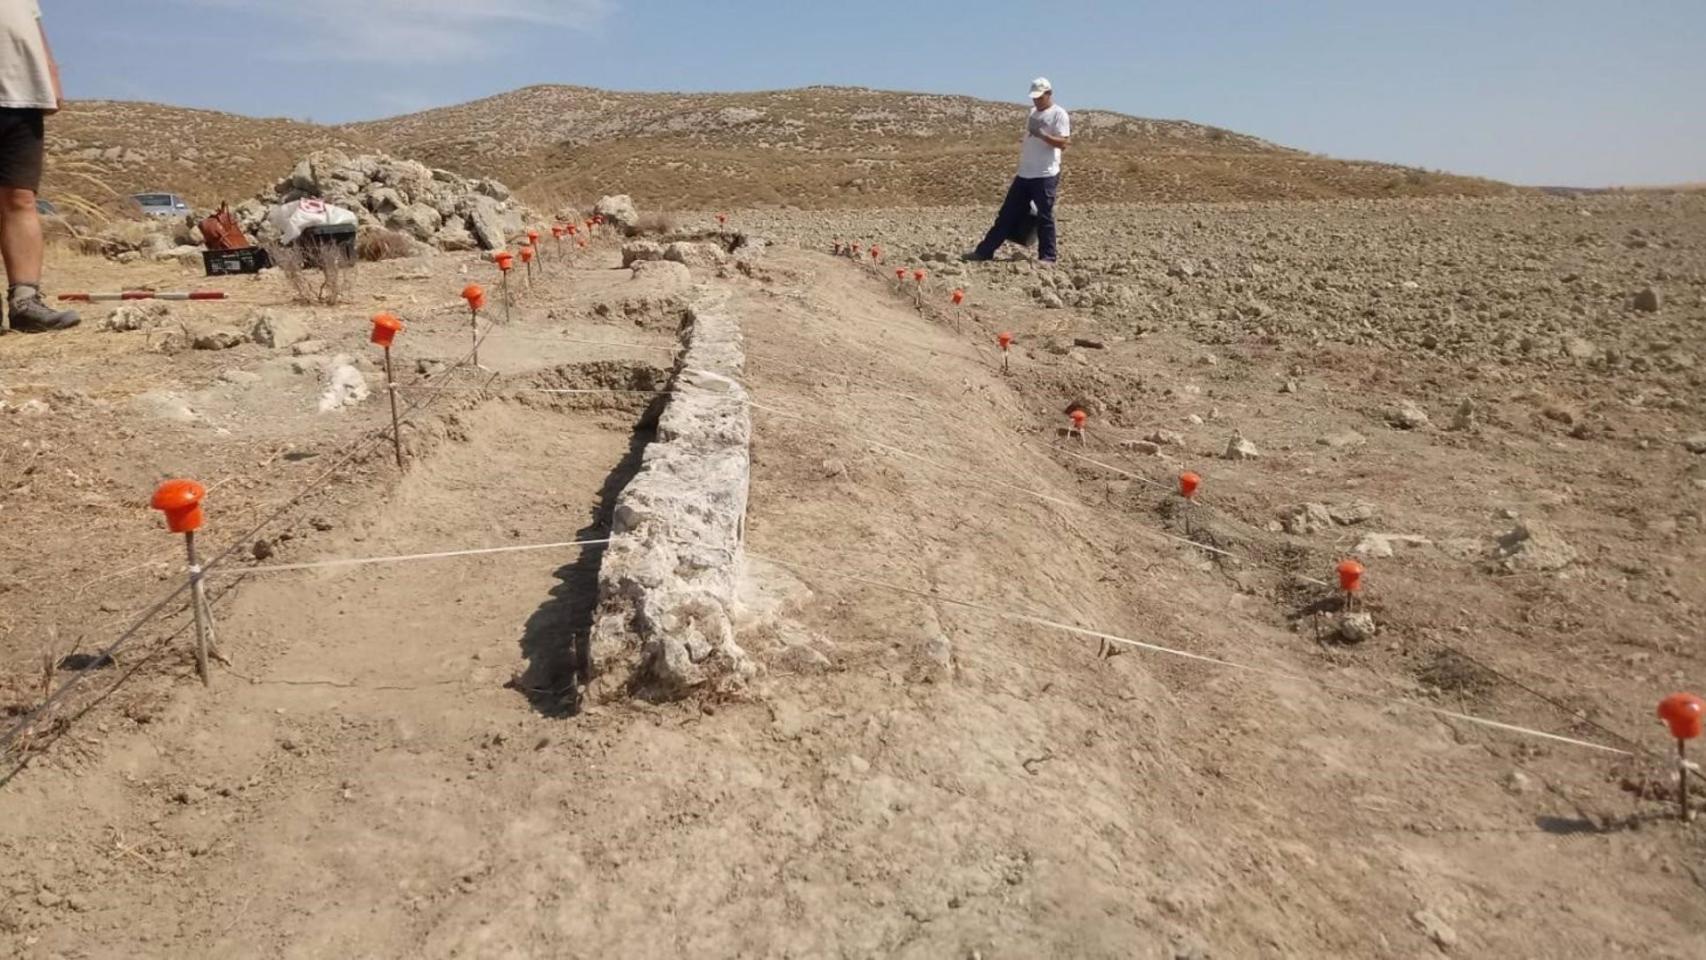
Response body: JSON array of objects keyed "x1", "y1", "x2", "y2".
[{"x1": 2, "y1": 196, "x2": 1704, "y2": 958}]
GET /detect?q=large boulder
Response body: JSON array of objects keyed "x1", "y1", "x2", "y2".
[
  {"x1": 664, "y1": 240, "x2": 728, "y2": 268},
  {"x1": 248, "y1": 309, "x2": 310, "y2": 348},
  {"x1": 386, "y1": 203, "x2": 443, "y2": 242},
  {"x1": 364, "y1": 186, "x2": 405, "y2": 215},
  {"x1": 433, "y1": 221, "x2": 478, "y2": 251},
  {"x1": 464, "y1": 195, "x2": 510, "y2": 250},
  {"x1": 595, "y1": 194, "x2": 640, "y2": 230},
  {"x1": 622, "y1": 240, "x2": 665, "y2": 267}
]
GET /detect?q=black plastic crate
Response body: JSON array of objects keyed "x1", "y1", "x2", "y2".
[
  {"x1": 203, "y1": 245, "x2": 271, "y2": 276},
  {"x1": 298, "y1": 223, "x2": 357, "y2": 264}
]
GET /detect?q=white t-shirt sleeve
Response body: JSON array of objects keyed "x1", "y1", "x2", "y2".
[
  {"x1": 1049, "y1": 108, "x2": 1070, "y2": 139},
  {"x1": 0, "y1": 0, "x2": 57, "y2": 110}
]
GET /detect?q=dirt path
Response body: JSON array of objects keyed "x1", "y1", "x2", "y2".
[{"x1": 2, "y1": 243, "x2": 1702, "y2": 958}]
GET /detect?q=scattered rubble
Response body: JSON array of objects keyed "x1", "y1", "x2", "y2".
[
  {"x1": 1223, "y1": 432, "x2": 1260, "y2": 460},
  {"x1": 1386, "y1": 400, "x2": 1430, "y2": 430},
  {"x1": 190, "y1": 326, "x2": 246, "y2": 351},
  {"x1": 318, "y1": 362, "x2": 370, "y2": 412},
  {"x1": 1336, "y1": 612, "x2": 1377, "y2": 644},
  {"x1": 100, "y1": 302, "x2": 173, "y2": 332},
  {"x1": 1354, "y1": 533, "x2": 1431, "y2": 559},
  {"x1": 248, "y1": 309, "x2": 310, "y2": 348},
  {"x1": 1146, "y1": 429, "x2": 1185, "y2": 447},
  {"x1": 1492, "y1": 520, "x2": 1576, "y2": 573}
]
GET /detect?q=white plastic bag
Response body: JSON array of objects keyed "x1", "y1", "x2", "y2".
[{"x1": 267, "y1": 198, "x2": 358, "y2": 246}]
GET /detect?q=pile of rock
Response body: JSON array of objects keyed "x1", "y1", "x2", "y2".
[{"x1": 231, "y1": 149, "x2": 533, "y2": 252}]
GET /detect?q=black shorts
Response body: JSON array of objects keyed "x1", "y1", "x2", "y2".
[{"x1": 0, "y1": 108, "x2": 46, "y2": 192}]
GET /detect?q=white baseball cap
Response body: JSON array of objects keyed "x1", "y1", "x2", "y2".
[{"x1": 1028, "y1": 77, "x2": 1052, "y2": 99}]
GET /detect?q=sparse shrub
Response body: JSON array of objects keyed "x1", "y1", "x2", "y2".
[
  {"x1": 356, "y1": 227, "x2": 416, "y2": 262},
  {"x1": 262, "y1": 240, "x2": 354, "y2": 306}
]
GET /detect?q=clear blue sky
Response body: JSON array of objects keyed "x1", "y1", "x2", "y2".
[{"x1": 46, "y1": 0, "x2": 1706, "y2": 186}]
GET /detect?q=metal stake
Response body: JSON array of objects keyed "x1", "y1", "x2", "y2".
[
  {"x1": 468, "y1": 304, "x2": 480, "y2": 367},
  {"x1": 383, "y1": 345, "x2": 404, "y2": 470},
  {"x1": 1681, "y1": 740, "x2": 1693, "y2": 823},
  {"x1": 183, "y1": 531, "x2": 212, "y2": 685}
]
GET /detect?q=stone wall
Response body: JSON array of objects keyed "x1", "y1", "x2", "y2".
[{"x1": 585, "y1": 291, "x2": 755, "y2": 699}]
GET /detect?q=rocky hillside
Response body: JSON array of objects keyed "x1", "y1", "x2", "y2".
[
  {"x1": 351, "y1": 85, "x2": 1512, "y2": 208},
  {"x1": 41, "y1": 101, "x2": 375, "y2": 220},
  {"x1": 42, "y1": 86, "x2": 1513, "y2": 217}
]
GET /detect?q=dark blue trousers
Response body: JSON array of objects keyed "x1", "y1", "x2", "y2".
[{"x1": 975, "y1": 175, "x2": 1059, "y2": 261}]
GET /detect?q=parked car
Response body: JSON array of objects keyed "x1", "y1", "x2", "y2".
[
  {"x1": 133, "y1": 192, "x2": 190, "y2": 219},
  {"x1": 34, "y1": 198, "x2": 57, "y2": 216}
]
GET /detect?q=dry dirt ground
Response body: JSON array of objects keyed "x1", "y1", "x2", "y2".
[{"x1": 1, "y1": 197, "x2": 1704, "y2": 958}]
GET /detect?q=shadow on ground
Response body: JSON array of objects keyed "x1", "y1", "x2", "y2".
[{"x1": 513, "y1": 418, "x2": 657, "y2": 718}]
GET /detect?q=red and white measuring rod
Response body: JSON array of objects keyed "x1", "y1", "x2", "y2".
[{"x1": 57, "y1": 291, "x2": 228, "y2": 302}]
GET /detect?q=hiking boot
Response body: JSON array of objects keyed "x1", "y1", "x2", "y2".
[{"x1": 4, "y1": 295, "x2": 80, "y2": 333}]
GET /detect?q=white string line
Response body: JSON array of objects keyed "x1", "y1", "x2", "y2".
[
  {"x1": 451, "y1": 330, "x2": 680, "y2": 353},
  {"x1": 209, "y1": 536, "x2": 613, "y2": 576},
  {"x1": 751, "y1": 551, "x2": 1633, "y2": 758},
  {"x1": 167, "y1": 516, "x2": 1633, "y2": 757},
  {"x1": 393, "y1": 385, "x2": 668, "y2": 397}
]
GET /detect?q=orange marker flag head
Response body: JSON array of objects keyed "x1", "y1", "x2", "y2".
[
  {"x1": 1336, "y1": 558, "x2": 1366, "y2": 593},
  {"x1": 460, "y1": 283, "x2": 484, "y2": 304},
  {"x1": 369, "y1": 311, "x2": 403, "y2": 348},
  {"x1": 520, "y1": 245, "x2": 535, "y2": 263},
  {"x1": 951, "y1": 289, "x2": 965, "y2": 305},
  {"x1": 494, "y1": 251, "x2": 514, "y2": 271},
  {"x1": 1659, "y1": 693, "x2": 1705, "y2": 740},
  {"x1": 997, "y1": 332, "x2": 1013, "y2": 350},
  {"x1": 895, "y1": 267, "x2": 906, "y2": 280},
  {"x1": 1070, "y1": 410, "x2": 1087, "y2": 429},
  {"x1": 151, "y1": 479, "x2": 206, "y2": 534},
  {"x1": 1179, "y1": 472, "x2": 1201, "y2": 500},
  {"x1": 913, "y1": 269, "x2": 926, "y2": 284}
]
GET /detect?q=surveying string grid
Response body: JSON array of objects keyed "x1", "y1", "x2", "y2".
[{"x1": 4, "y1": 227, "x2": 1695, "y2": 800}]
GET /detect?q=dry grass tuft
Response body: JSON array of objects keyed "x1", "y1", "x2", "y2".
[
  {"x1": 356, "y1": 227, "x2": 416, "y2": 262},
  {"x1": 262, "y1": 240, "x2": 354, "y2": 305}
]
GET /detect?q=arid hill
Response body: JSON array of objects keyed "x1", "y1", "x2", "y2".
[
  {"x1": 43, "y1": 85, "x2": 1512, "y2": 217},
  {"x1": 41, "y1": 100, "x2": 374, "y2": 220}
]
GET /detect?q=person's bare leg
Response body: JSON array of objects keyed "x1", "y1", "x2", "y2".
[
  {"x1": 1, "y1": 186, "x2": 77, "y2": 332},
  {"x1": 0, "y1": 186, "x2": 44, "y2": 284}
]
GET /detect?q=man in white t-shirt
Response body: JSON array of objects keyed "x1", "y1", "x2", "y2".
[
  {"x1": 0, "y1": 0, "x2": 79, "y2": 333},
  {"x1": 966, "y1": 77, "x2": 1071, "y2": 264}
]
